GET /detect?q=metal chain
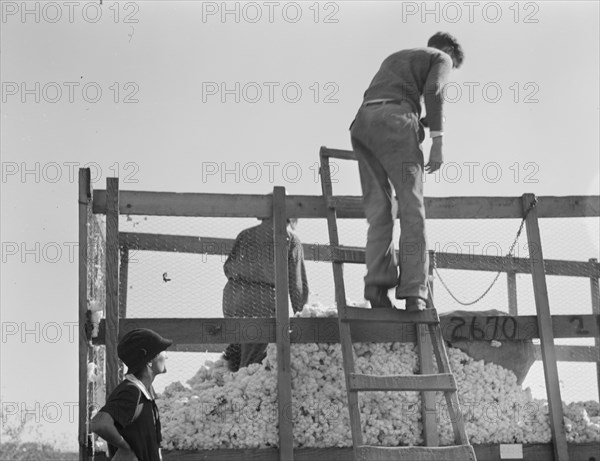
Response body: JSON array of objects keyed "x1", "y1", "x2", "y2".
[{"x1": 432, "y1": 197, "x2": 538, "y2": 306}]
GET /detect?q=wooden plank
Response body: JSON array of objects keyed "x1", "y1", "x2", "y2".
[
  {"x1": 507, "y1": 271, "x2": 518, "y2": 316},
  {"x1": 105, "y1": 178, "x2": 120, "y2": 397},
  {"x1": 120, "y1": 233, "x2": 235, "y2": 255},
  {"x1": 118, "y1": 247, "x2": 129, "y2": 319},
  {"x1": 533, "y1": 345, "x2": 598, "y2": 362},
  {"x1": 328, "y1": 195, "x2": 600, "y2": 220},
  {"x1": 158, "y1": 444, "x2": 600, "y2": 461},
  {"x1": 307, "y1": 244, "x2": 600, "y2": 278},
  {"x1": 273, "y1": 187, "x2": 294, "y2": 461},
  {"x1": 93, "y1": 314, "x2": 600, "y2": 345},
  {"x1": 421, "y1": 251, "x2": 438, "y2": 446},
  {"x1": 442, "y1": 314, "x2": 599, "y2": 341},
  {"x1": 522, "y1": 193, "x2": 569, "y2": 461},
  {"x1": 349, "y1": 373, "x2": 456, "y2": 392},
  {"x1": 590, "y1": 257, "x2": 600, "y2": 404},
  {"x1": 342, "y1": 306, "x2": 439, "y2": 324},
  {"x1": 118, "y1": 247, "x2": 129, "y2": 382},
  {"x1": 78, "y1": 168, "x2": 91, "y2": 461},
  {"x1": 93, "y1": 191, "x2": 272, "y2": 218},
  {"x1": 93, "y1": 190, "x2": 599, "y2": 220},
  {"x1": 355, "y1": 444, "x2": 476, "y2": 461}
]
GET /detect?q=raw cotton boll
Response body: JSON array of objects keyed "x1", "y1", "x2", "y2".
[
  {"x1": 87, "y1": 362, "x2": 97, "y2": 383},
  {"x1": 88, "y1": 299, "x2": 104, "y2": 312},
  {"x1": 154, "y1": 303, "x2": 600, "y2": 450}
]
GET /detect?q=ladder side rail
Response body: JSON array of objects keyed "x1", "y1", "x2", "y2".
[{"x1": 319, "y1": 150, "x2": 363, "y2": 452}]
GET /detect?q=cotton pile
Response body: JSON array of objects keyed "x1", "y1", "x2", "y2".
[{"x1": 151, "y1": 303, "x2": 599, "y2": 449}]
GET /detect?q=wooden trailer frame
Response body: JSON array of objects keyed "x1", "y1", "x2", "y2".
[{"x1": 78, "y1": 149, "x2": 600, "y2": 461}]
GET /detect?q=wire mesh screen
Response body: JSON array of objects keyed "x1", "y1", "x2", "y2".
[
  {"x1": 538, "y1": 217, "x2": 600, "y2": 315},
  {"x1": 120, "y1": 215, "x2": 258, "y2": 319},
  {"x1": 538, "y1": 217, "x2": 600, "y2": 405}
]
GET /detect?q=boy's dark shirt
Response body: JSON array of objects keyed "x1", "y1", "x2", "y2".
[
  {"x1": 362, "y1": 47, "x2": 453, "y2": 132},
  {"x1": 99, "y1": 377, "x2": 163, "y2": 461}
]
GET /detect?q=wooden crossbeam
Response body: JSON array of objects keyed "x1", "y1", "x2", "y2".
[
  {"x1": 92, "y1": 190, "x2": 600, "y2": 219},
  {"x1": 93, "y1": 314, "x2": 600, "y2": 345}
]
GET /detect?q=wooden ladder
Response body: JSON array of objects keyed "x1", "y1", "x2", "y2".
[{"x1": 318, "y1": 147, "x2": 477, "y2": 461}]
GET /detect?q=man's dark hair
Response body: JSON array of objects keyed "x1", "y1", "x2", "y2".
[{"x1": 427, "y1": 32, "x2": 464, "y2": 69}]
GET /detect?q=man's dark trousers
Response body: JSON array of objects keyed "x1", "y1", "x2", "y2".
[{"x1": 350, "y1": 100, "x2": 429, "y2": 301}]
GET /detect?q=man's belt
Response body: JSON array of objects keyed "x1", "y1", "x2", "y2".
[{"x1": 361, "y1": 98, "x2": 407, "y2": 107}]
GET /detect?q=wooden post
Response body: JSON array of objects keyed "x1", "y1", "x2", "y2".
[
  {"x1": 273, "y1": 187, "x2": 294, "y2": 461},
  {"x1": 420, "y1": 250, "x2": 438, "y2": 446},
  {"x1": 522, "y1": 193, "x2": 569, "y2": 461},
  {"x1": 79, "y1": 169, "x2": 92, "y2": 461},
  {"x1": 507, "y1": 271, "x2": 518, "y2": 316},
  {"x1": 118, "y1": 246, "x2": 129, "y2": 381},
  {"x1": 589, "y1": 258, "x2": 600, "y2": 405},
  {"x1": 105, "y1": 178, "x2": 120, "y2": 396}
]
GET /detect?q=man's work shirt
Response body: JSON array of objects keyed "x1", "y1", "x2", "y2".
[
  {"x1": 223, "y1": 220, "x2": 309, "y2": 316},
  {"x1": 361, "y1": 47, "x2": 453, "y2": 132},
  {"x1": 99, "y1": 374, "x2": 163, "y2": 461}
]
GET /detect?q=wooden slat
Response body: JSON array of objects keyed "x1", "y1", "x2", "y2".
[
  {"x1": 93, "y1": 314, "x2": 600, "y2": 345},
  {"x1": 355, "y1": 444, "x2": 476, "y2": 461},
  {"x1": 522, "y1": 193, "x2": 569, "y2": 461},
  {"x1": 507, "y1": 271, "x2": 518, "y2": 316},
  {"x1": 342, "y1": 306, "x2": 439, "y2": 324},
  {"x1": 120, "y1": 233, "x2": 235, "y2": 255},
  {"x1": 441, "y1": 314, "x2": 600, "y2": 341},
  {"x1": 418, "y1": 265, "x2": 438, "y2": 445},
  {"x1": 349, "y1": 373, "x2": 456, "y2": 392},
  {"x1": 321, "y1": 246, "x2": 600, "y2": 279},
  {"x1": 533, "y1": 344, "x2": 598, "y2": 362},
  {"x1": 158, "y1": 444, "x2": 600, "y2": 461},
  {"x1": 328, "y1": 195, "x2": 600, "y2": 220},
  {"x1": 118, "y1": 247, "x2": 129, "y2": 382},
  {"x1": 590, "y1": 257, "x2": 600, "y2": 404},
  {"x1": 78, "y1": 168, "x2": 91, "y2": 461},
  {"x1": 273, "y1": 187, "x2": 293, "y2": 461},
  {"x1": 105, "y1": 178, "x2": 120, "y2": 397},
  {"x1": 118, "y1": 248, "x2": 129, "y2": 317},
  {"x1": 93, "y1": 191, "x2": 272, "y2": 218},
  {"x1": 93, "y1": 190, "x2": 600, "y2": 220}
]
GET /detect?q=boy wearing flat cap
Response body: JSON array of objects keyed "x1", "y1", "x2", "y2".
[{"x1": 91, "y1": 328, "x2": 173, "y2": 461}]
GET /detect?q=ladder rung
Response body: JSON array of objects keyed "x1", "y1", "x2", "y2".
[
  {"x1": 342, "y1": 306, "x2": 439, "y2": 324},
  {"x1": 320, "y1": 147, "x2": 357, "y2": 160},
  {"x1": 356, "y1": 444, "x2": 477, "y2": 461},
  {"x1": 349, "y1": 373, "x2": 457, "y2": 392}
]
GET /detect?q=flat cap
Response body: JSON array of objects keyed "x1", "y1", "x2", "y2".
[{"x1": 117, "y1": 328, "x2": 173, "y2": 374}]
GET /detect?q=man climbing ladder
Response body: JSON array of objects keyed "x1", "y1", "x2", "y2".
[
  {"x1": 318, "y1": 31, "x2": 474, "y2": 461},
  {"x1": 348, "y1": 32, "x2": 464, "y2": 310},
  {"x1": 319, "y1": 146, "x2": 477, "y2": 461}
]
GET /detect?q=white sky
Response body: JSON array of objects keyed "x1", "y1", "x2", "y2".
[{"x1": 1, "y1": 0, "x2": 599, "y2": 450}]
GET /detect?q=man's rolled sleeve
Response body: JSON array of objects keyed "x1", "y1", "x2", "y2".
[
  {"x1": 99, "y1": 384, "x2": 140, "y2": 429},
  {"x1": 423, "y1": 53, "x2": 453, "y2": 132}
]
